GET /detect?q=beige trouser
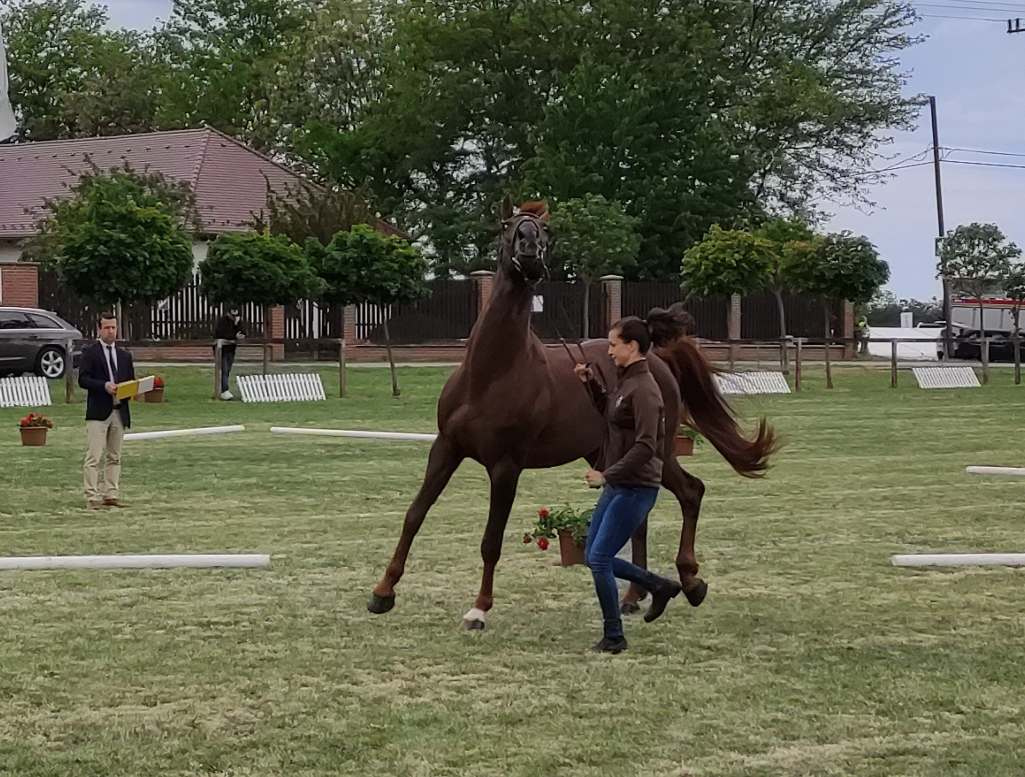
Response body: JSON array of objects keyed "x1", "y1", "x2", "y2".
[{"x1": 84, "y1": 411, "x2": 125, "y2": 506}]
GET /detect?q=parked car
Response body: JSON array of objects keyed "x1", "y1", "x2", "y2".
[
  {"x1": 937, "y1": 328, "x2": 1024, "y2": 362},
  {"x1": 0, "y1": 307, "x2": 83, "y2": 379}
]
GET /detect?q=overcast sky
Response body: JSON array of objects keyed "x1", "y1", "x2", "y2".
[{"x1": 95, "y1": 1, "x2": 1025, "y2": 301}]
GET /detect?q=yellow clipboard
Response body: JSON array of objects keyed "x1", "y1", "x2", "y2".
[{"x1": 115, "y1": 376, "x2": 155, "y2": 401}]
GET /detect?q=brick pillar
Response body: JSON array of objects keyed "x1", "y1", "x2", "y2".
[
  {"x1": 343, "y1": 305, "x2": 357, "y2": 342},
  {"x1": 843, "y1": 300, "x2": 855, "y2": 358},
  {"x1": 601, "y1": 274, "x2": 623, "y2": 331},
  {"x1": 729, "y1": 293, "x2": 742, "y2": 341},
  {"x1": 0, "y1": 264, "x2": 39, "y2": 307},
  {"x1": 471, "y1": 270, "x2": 495, "y2": 317},
  {"x1": 268, "y1": 305, "x2": 285, "y2": 360}
]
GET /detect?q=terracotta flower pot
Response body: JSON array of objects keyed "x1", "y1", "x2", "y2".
[
  {"x1": 144, "y1": 387, "x2": 165, "y2": 403},
  {"x1": 557, "y1": 529, "x2": 586, "y2": 567},
  {"x1": 674, "y1": 435, "x2": 695, "y2": 457},
  {"x1": 19, "y1": 427, "x2": 48, "y2": 447}
]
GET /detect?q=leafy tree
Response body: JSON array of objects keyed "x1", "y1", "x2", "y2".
[
  {"x1": 754, "y1": 217, "x2": 816, "y2": 370},
  {"x1": 938, "y1": 223, "x2": 1021, "y2": 383},
  {"x1": 200, "y1": 232, "x2": 323, "y2": 338},
  {"x1": 255, "y1": 179, "x2": 377, "y2": 248},
  {"x1": 1, "y1": 0, "x2": 159, "y2": 140},
  {"x1": 310, "y1": 225, "x2": 428, "y2": 396},
  {"x1": 788, "y1": 232, "x2": 889, "y2": 388},
  {"x1": 1003, "y1": 264, "x2": 1025, "y2": 335},
  {"x1": 862, "y1": 289, "x2": 943, "y2": 327},
  {"x1": 549, "y1": 195, "x2": 640, "y2": 336},
  {"x1": 23, "y1": 165, "x2": 196, "y2": 336}
]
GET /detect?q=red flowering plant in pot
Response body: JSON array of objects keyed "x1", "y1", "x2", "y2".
[
  {"x1": 523, "y1": 506, "x2": 594, "y2": 567},
  {"x1": 145, "y1": 376, "x2": 165, "y2": 403},
  {"x1": 18, "y1": 412, "x2": 54, "y2": 447}
]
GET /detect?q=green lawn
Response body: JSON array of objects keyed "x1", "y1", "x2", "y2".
[{"x1": 1, "y1": 363, "x2": 1024, "y2": 776}]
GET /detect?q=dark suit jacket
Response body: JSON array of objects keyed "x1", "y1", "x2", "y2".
[{"x1": 78, "y1": 341, "x2": 136, "y2": 427}]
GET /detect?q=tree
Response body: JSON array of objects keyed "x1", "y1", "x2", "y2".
[
  {"x1": 1003, "y1": 264, "x2": 1025, "y2": 335},
  {"x1": 788, "y1": 232, "x2": 889, "y2": 388},
  {"x1": 255, "y1": 179, "x2": 377, "y2": 248},
  {"x1": 549, "y1": 195, "x2": 640, "y2": 337},
  {"x1": 1, "y1": 0, "x2": 160, "y2": 140},
  {"x1": 24, "y1": 165, "x2": 196, "y2": 336},
  {"x1": 310, "y1": 225, "x2": 428, "y2": 396},
  {"x1": 200, "y1": 232, "x2": 322, "y2": 341},
  {"x1": 938, "y1": 223, "x2": 1021, "y2": 384},
  {"x1": 754, "y1": 218, "x2": 817, "y2": 371}
]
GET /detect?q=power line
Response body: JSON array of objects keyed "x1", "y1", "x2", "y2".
[
  {"x1": 942, "y1": 146, "x2": 1025, "y2": 159},
  {"x1": 944, "y1": 158, "x2": 1025, "y2": 169}
]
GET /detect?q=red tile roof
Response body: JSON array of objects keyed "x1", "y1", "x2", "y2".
[{"x1": 0, "y1": 127, "x2": 401, "y2": 240}]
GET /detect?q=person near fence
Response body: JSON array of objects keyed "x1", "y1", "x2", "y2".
[
  {"x1": 573, "y1": 311, "x2": 686, "y2": 654},
  {"x1": 79, "y1": 312, "x2": 135, "y2": 510},
  {"x1": 213, "y1": 308, "x2": 245, "y2": 400},
  {"x1": 855, "y1": 317, "x2": 871, "y2": 356}
]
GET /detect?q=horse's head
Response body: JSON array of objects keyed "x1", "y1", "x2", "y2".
[{"x1": 499, "y1": 197, "x2": 550, "y2": 286}]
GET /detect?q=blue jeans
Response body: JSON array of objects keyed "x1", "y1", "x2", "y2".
[
  {"x1": 220, "y1": 349, "x2": 236, "y2": 393},
  {"x1": 585, "y1": 484, "x2": 663, "y2": 639}
]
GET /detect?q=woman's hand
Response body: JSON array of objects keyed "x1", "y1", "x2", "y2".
[
  {"x1": 585, "y1": 469, "x2": 605, "y2": 488},
  {"x1": 573, "y1": 363, "x2": 593, "y2": 383}
]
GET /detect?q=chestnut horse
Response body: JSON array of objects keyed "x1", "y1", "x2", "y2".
[{"x1": 368, "y1": 200, "x2": 778, "y2": 629}]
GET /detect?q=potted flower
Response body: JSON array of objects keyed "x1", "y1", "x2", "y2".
[
  {"x1": 145, "y1": 376, "x2": 165, "y2": 403},
  {"x1": 674, "y1": 425, "x2": 701, "y2": 457},
  {"x1": 19, "y1": 412, "x2": 54, "y2": 446},
  {"x1": 523, "y1": 506, "x2": 593, "y2": 567}
]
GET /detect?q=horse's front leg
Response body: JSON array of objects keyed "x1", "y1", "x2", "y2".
[
  {"x1": 620, "y1": 520, "x2": 649, "y2": 615},
  {"x1": 462, "y1": 460, "x2": 522, "y2": 630}
]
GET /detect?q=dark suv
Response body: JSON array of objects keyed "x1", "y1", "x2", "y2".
[{"x1": 0, "y1": 307, "x2": 83, "y2": 379}]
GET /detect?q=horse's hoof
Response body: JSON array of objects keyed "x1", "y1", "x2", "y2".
[
  {"x1": 367, "y1": 593, "x2": 396, "y2": 614},
  {"x1": 620, "y1": 601, "x2": 642, "y2": 616},
  {"x1": 461, "y1": 618, "x2": 486, "y2": 631},
  {"x1": 684, "y1": 580, "x2": 708, "y2": 608}
]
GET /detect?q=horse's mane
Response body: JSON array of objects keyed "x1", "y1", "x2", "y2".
[{"x1": 518, "y1": 201, "x2": 549, "y2": 217}]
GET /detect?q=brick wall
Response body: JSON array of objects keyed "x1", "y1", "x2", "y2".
[{"x1": 0, "y1": 264, "x2": 39, "y2": 307}]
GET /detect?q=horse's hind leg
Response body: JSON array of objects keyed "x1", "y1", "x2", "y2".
[
  {"x1": 662, "y1": 456, "x2": 708, "y2": 607},
  {"x1": 462, "y1": 460, "x2": 521, "y2": 631},
  {"x1": 369, "y1": 436, "x2": 462, "y2": 614}
]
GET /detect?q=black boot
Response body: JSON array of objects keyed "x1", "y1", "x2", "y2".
[
  {"x1": 590, "y1": 635, "x2": 629, "y2": 654},
  {"x1": 644, "y1": 579, "x2": 682, "y2": 623}
]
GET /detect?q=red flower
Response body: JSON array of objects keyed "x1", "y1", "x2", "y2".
[
  {"x1": 537, "y1": 537, "x2": 549, "y2": 551},
  {"x1": 538, "y1": 508, "x2": 549, "y2": 518},
  {"x1": 153, "y1": 377, "x2": 165, "y2": 388}
]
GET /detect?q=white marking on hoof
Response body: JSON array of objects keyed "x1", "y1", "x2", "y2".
[{"x1": 461, "y1": 607, "x2": 487, "y2": 630}]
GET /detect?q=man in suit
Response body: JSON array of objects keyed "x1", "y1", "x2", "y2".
[{"x1": 79, "y1": 312, "x2": 135, "y2": 510}]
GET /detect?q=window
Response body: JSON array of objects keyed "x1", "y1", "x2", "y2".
[
  {"x1": 0, "y1": 311, "x2": 30, "y2": 330},
  {"x1": 27, "y1": 313, "x2": 62, "y2": 329}
]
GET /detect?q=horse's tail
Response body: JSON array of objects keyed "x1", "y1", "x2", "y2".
[{"x1": 657, "y1": 338, "x2": 781, "y2": 478}]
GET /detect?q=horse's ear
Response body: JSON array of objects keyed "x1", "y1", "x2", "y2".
[
  {"x1": 539, "y1": 201, "x2": 550, "y2": 224},
  {"x1": 501, "y1": 195, "x2": 514, "y2": 221}
]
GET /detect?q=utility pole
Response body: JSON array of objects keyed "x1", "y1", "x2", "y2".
[{"x1": 929, "y1": 95, "x2": 952, "y2": 357}]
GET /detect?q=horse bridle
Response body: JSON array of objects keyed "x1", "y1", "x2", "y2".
[{"x1": 502, "y1": 212, "x2": 550, "y2": 290}]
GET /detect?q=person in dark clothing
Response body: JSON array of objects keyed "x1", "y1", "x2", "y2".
[
  {"x1": 213, "y1": 308, "x2": 245, "y2": 399},
  {"x1": 574, "y1": 312, "x2": 686, "y2": 654},
  {"x1": 78, "y1": 312, "x2": 135, "y2": 510}
]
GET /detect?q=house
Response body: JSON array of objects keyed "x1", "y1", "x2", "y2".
[{"x1": 0, "y1": 127, "x2": 401, "y2": 307}]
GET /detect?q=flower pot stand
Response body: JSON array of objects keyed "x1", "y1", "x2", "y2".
[
  {"x1": 19, "y1": 427, "x2": 48, "y2": 446},
  {"x1": 557, "y1": 530, "x2": 586, "y2": 567},
  {"x1": 144, "y1": 387, "x2": 164, "y2": 403},
  {"x1": 674, "y1": 435, "x2": 694, "y2": 457}
]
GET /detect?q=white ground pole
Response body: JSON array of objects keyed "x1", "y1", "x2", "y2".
[
  {"x1": 0, "y1": 554, "x2": 270, "y2": 571},
  {"x1": 269, "y1": 426, "x2": 437, "y2": 442},
  {"x1": 124, "y1": 425, "x2": 246, "y2": 441},
  {"x1": 892, "y1": 554, "x2": 1025, "y2": 567},
  {"x1": 966, "y1": 466, "x2": 1025, "y2": 477}
]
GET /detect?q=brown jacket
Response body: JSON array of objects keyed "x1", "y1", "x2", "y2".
[{"x1": 586, "y1": 359, "x2": 665, "y2": 489}]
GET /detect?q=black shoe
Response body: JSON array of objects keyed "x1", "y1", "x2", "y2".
[
  {"x1": 644, "y1": 579, "x2": 683, "y2": 623},
  {"x1": 590, "y1": 636, "x2": 628, "y2": 654}
]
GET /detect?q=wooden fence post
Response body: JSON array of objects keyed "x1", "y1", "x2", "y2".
[
  {"x1": 794, "y1": 339, "x2": 802, "y2": 391},
  {"x1": 339, "y1": 338, "x2": 347, "y2": 398},
  {"x1": 213, "y1": 340, "x2": 222, "y2": 400},
  {"x1": 891, "y1": 340, "x2": 898, "y2": 388}
]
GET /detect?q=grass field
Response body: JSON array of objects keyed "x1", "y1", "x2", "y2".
[{"x1": 2, "y1": 363, "x2": 1025, "y2": 776}]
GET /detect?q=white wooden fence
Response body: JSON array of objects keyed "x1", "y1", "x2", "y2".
[
  {"x1": 237, "y1": 374, "x2": 326, "y2": 403},
  {"x1": 0, "y1": 376, "x2": 52, "y2": 408}
]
